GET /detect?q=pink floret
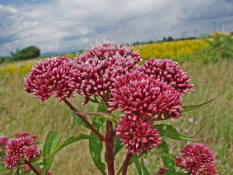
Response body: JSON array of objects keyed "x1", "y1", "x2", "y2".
[
  {"x1": 4, "y1": 137, "x2": 39, "y2": 169},
  {"x1": 157, "y1": 168, "x2": 166, "y2": 175},
  {"x1": 73, "y1": 42, "x2": 140, "y2": 104},
  {"x1": 24, "y1": 57, "x2": 76, "y2": 103},
  {"x1": 23, "y1": 145, "x2": 39, "y2": 159},
  {"x1": 143, "y1": 58, "x2": 194, "y2": 94},
  {"x1": 108, "y1": 69, "x2": 183, "y2": 120},
  {"x1": 116, "y1": 115, "x2": 161, "y2": 154},
  {"x1": 15, "y1": 131, "x2": 30, "y2": 138},
  {"x1": 175, "y1": 143, "x2": 217, "y2": 175}
]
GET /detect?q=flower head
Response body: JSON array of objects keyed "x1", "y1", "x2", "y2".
[
  {"x1": 175, "y1": 143, "x2": 217, "y2": 175},
  {"x1": 15, "y1": 131, "x2": 30, "y2": 138},
  {"x1": 143, "y1": 58, "x2": 194, "y2": 94},
  {"x1": 116, "y1": 115, "x2": 161, "y2": 154},
  {"x1": 0, "y1": 136, "x2": 8, "y2": 146},
  {"x1": 4, "y1": 137, "x2": 39, "y2": 169},
  {"x1": 24, "y1": 57, "x2": 76, "y2": 103},
  {"x1": 73, "y1": 42, "x2": 140, "y2": 104},
  {"x1": 108, "y1": 70, "x2": 183, "y2": 120},
  {"x1": 157, "y1": 168, "x2": 166, "y2": 175},
  {"x1": 23, "y1": 145, "x2": 39, "y2": 159}
]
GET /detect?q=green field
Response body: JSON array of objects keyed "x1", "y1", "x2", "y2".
[{"x1": 0, "y1": 40, "x2": 233, "y2": 174}]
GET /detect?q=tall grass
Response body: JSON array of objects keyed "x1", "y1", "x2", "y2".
[{"x1": 0, "y1": 60, "x2": 232, "y2": 174}]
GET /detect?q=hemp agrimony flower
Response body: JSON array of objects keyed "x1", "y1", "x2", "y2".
[
  {"x1": 143, "y1": 58, "x2": 194, "y2": 94},
  {"x1": 24, "y1": 57, "x2": 76, "y2": 103},
  {"x1": 175, "y1": 143, "x2": 217, "y2": 175},
  {"x1": 4, "y1": 136, "x2": 39, "y2": 169},
  {"x1": 116, "y1": 115, "x2": 161, "y2": 154},
  {"x1": 73, "y1": 42, "x2": 140, "y2": 104},
  {"x1": 20, "y1": 42, "x2": 218, "y2": 175},
  {"x1": 108, "y1": 69, "x2": 183, "y2": 120}
]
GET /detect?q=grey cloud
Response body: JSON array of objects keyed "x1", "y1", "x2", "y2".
[{"x1": 0, "y1": 0, "x2": 233, "y2": 56}]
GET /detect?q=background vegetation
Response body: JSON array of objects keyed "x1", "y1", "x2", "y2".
[
  {"x1": 0, "y1": 46, "x2": 40, "y2": 63},
  {"x1": 0, "y1": 34, "x2": 232, "y2": 174}
]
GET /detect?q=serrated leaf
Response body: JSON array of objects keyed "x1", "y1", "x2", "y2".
[
  {"x1": 43, "y1": 131, "x2": 61, "y2": 172},
  {"x1": 0, "y1": 163, "x2": 11, "y2": 173},
  {"x1": 52, "y1": 134, "x2": 98, "y2": 156},
  {"x1": 70, "y1": 110, "x2": 89, "y2": 129},
  {"x1": 114, "y1": 136, "x2": 123, "y2": 156},
  {"x1": 181, "y1": 98, "x2": 215, "y2": 115},
  {"x1": 158, "y1": 140, "x2": 176, "y2": 174},
  {"x1": 153, "y1": 124, "x2": 196, "y2": 141},
  {"x1": 141, "y1": 159, "x2": 149, "y2": 175}
]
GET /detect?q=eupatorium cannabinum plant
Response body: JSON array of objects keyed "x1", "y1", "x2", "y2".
[{"x1": 0, "y1": 42, "x2": 217, "y2": 175}]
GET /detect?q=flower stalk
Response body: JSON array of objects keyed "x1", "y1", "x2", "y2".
[
  {"x1": 24, "y1": 160, "x2": 41, "y2": 175},
  {"x1": 63, "y1": 98, "x2": 105, "y2": 142},
  {"x1": 105, "y1": 121, "x2": 115, "y2": 175},
  {"x1": 122, "y1": 152, "x2": 132, "y2": 175}
]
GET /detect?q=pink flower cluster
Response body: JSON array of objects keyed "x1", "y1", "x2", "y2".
[
  {"x1": 116, "y1": 115, "x2": 161, "y2": 154},
  {"x1": 24, "y1": 42, "x2": 194, "y2": 155},
  {"x1": 108, "y1": 69, "x2": 183, "y2": 120},
  {"x1": 74, "y1": 42, "x2": 140, "y2": 104},
  {"x1": 24, "y1": 57, "x2": 76, "y2": 103},
  {"x1": 175, "y1": 143, "x2": 217, "y2": 175},
  {"x1": 142, "y1": 58, "x2": 194, "y2": 94},
  {"x1": 4, "y1": 133, "x2": 39, "y2": 169},
  {"x1": 157, "y1": 168, "x2": 166, "y2": 175}
]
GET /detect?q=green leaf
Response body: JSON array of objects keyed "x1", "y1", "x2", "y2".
[
  {"x1": 114, "y1": 136, "x2": 123, "y2": 156},
  {"x1": 141, "y1": 159, "x2": 149, "y2": 175},
  {"x1": 70, "y1": 110, "x2": 89, "y2": 129},
  {"x1": 0, "y1": 163, "x2": 11, "y2": 174},
  {"x1": 52, "y1": 134, "x2": 98, "y2": 156},
  {"x1": 131, "y1": 156, "x2": 142, "y2": 175},
  {"x1": 216, "y1": 167, "x2": 224, "y2": 172},
  {"x1": 43, "y1": 131, "x2": 61, "y2": 172},
  {"x1": 89, "y1": 119, "x2": 106, "y2": 174},
  {"x1": 153, "y1": 124, "x2": 196, "y2": 141},
  {"x1": 158, "y1": 140, "x2": 176, "y2": 174},
  {"x1": 89, "y1": 102, "x2": 106, "y2": 174},
  {"x1": 181, "y1": 98, "x2": 215, "y2": 115}
]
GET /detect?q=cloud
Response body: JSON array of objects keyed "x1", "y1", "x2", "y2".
[{"x1": 0, "y1": 0, "x2": 233, "y2": 55}]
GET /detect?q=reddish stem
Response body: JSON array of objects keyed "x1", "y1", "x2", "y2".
[
  {"x1": 63, "y1": 98, "x2": 105, "y2": 142},
  {"x1": 105, "y1": 121, "x2": 115, "y2": 175},
  {"x1": 24, "y1": 160, "x2": 41, "y2": 175},
  {"x1": 122, "y1": 152, "x2": 132, "y2": 175}
]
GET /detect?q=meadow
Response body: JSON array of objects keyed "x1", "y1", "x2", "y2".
[{"x1": 0, "y1": 37, "x2": 233, "y2": 174}]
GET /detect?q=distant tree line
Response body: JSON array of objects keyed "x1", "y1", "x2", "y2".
[
  {"x1": 133, "y1": 31, "x2": 233, "y2": 46},
  {"x1": 0, "y1": 46, "x2": 40, "y2": 64},
  {"x1": 133, "y1": 36, "x2": 197, "y2": 46}
]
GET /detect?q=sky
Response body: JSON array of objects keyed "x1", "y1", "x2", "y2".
[{"x1": 0, "y1": 0, "x2": 233, "y2": 56}]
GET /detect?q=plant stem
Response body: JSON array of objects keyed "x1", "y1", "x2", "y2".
[
  {"x1": 105, "y1": 121, "x2": 115, "y2": 175},
  {"x1": 16, "y1": 166, "x2": 19, "y2": 175},
  {"x1": 122, "y1": 152, "x2": 131, "y2": 175},
  {"x1": 63, "y1": 98, "x2": 105, "y2": 142},
  {"x1": 24, "y1": 160, "x2": 41, "y2": 175}
]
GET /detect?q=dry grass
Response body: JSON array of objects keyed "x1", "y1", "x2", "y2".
[{"x1": 0, "y1": 60, "x2": 232, "y2": 174}]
